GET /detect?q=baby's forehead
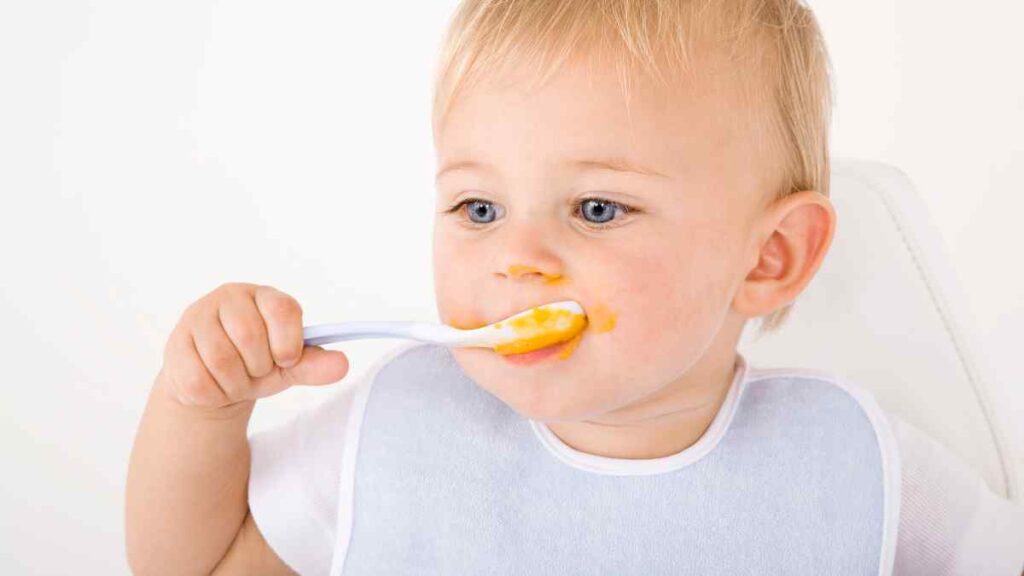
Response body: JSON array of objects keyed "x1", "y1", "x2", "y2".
[
  {"x1": 455, "y1": 39, "x2": 763, "y2": 117},
  {"x1": 437, "y1": 55, "x2": 769, "y2": 177}
]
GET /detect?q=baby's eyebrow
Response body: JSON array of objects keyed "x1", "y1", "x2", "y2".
[
  {"x1": 435, "y1": 156, "x2": 668, "y2": 183},
  {"x1": 435, "y1": 159, "x2": 485, "y2": 183},
  {"x1": 565, "y1": 156, "x2": 668, "y2": 179}
]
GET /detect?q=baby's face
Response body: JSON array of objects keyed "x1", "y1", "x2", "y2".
[{"x1": 432, "y1": 54, "x2": 771, "y2": 422}]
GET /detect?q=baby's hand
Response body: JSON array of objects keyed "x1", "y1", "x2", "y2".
[{"x1": 158, "y1": 282, "x2": 349, "y2": 410}]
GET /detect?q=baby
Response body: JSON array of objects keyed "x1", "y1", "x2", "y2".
[{"x1": 126, "y1": 0, "x2": 1024, "y2": 574}]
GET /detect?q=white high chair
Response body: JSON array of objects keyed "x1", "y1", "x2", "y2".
[{"x1": 737, "y1": 157, "x2": 1022, "y2": 502}]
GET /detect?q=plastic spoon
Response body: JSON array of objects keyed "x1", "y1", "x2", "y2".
[{"x1": 302, "y1": 300, "x2": 587, "y2": 354}]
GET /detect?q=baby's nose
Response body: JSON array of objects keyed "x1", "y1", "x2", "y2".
[{"x1": 506, "y1": 264, "x2": 565, "y2": 285}]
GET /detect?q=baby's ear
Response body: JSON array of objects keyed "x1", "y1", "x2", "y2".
[{"x1": 731, "y1": 190, "x2": 836, "y2": 318}]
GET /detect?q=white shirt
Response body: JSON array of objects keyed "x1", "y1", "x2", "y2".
[{"x1": 248, "y1": 346, "x2": 1024, "y2": 576}]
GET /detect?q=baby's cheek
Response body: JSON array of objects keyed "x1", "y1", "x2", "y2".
[
  {"x1": 442, "y1": 306, "x2": 486, "y2": 330},
  {"x1": 611, "y1": 272, "x2": 677, "y2": 334},
  {"x1": 609, "y1": 276, "x2": 710, "y2": 362},
  {"x1": 434, "y1": 266, "x2": 484, "y2": 328},
  {"x1": 432, "y1": 242, "x2": 479, "y2": 318}
]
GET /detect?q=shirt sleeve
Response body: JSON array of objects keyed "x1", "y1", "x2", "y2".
[
  {"x1": 247, "y1": 378, "x2": 363, "y2": 576},
  {"x1": 885, "y1": 412, "x2": 1024, "y2": 575}
]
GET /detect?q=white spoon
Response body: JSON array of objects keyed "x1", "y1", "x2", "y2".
[{"x1": 302, "y1": 300, "x2": 587, "y2": 354}]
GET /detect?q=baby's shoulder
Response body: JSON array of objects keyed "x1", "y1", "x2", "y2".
[{"x1": 739, "y1": 362, "x2": 891, "y2": 429}]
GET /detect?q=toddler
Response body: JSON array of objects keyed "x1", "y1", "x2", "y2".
[{"x1": 126, "y1": 0, "x2": 1024, "y2": 574}]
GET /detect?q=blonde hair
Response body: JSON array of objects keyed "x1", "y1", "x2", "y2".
[{"x1": 431, "y1": 0, "x2": 833, "y2": 337}]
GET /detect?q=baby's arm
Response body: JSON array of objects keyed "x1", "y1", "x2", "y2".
[{"x1": 125, "y1": 283, "x2": 350, "y2": 575}]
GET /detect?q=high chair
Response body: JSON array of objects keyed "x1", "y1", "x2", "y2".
[{"x1": 738, "y1": 157, "x2": 1022, "y2": 502}]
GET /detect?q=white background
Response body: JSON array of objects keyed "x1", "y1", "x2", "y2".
[{"x1": 1, "y1": 1, "x2": 1021, "y2": 573}]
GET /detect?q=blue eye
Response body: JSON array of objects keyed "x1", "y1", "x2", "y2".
[
  {"x1": 446, "y1": 198, "x2": 504, "y2": 224},
  {"x1": 464, "y1": 199, "x2": 500, "y2": 223},
  {"x1": 578, "y1": 198, "x2": 622, "y2": 224}
]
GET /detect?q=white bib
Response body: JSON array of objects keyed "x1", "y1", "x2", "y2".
[{"x1": 332, "y1": 344, "x2": 900, "y2": 575}]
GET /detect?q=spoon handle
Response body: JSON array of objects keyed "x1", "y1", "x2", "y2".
[{"x1": 302, "y1": 321, "x2": 451, "y2": 347}]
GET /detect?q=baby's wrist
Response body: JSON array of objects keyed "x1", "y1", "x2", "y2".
[{"x1": 153, "y1": 366, "x2": 257, "y2": 424}]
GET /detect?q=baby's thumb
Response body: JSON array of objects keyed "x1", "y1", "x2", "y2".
[{"x1": 266, "y1": 346, "x2": 349, "y2": 393}]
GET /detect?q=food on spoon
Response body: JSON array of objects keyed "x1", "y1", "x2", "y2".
[{"x1": 493, "y1": 305, "x2": 588, "y2": 355}]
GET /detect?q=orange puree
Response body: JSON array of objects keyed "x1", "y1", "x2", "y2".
[
  {"x1": 555, "y1": 302, "x2": 614, "y2": 359},
  {"x1": 507, "y1": 265, "x2": 566, "y2": 285},
  {"x1": 555, "y1": 330, "x2": 584, "y2": 359},
  {"x1": 587, "y1": 302, "x2": 617, "y2": 333},
  {"x1": 493, "y1": 306, "x2": 588, "y2": 355}
]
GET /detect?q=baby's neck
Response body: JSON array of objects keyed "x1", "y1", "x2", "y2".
[{"x1": 545, "y1": 348, "x2": 740, "y2": 460}]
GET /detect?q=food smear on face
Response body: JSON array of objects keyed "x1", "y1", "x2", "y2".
[
  {"x1": 507, "y1": 265, "x2": 567, "y2": 286},
  {"x1": 586, "y1": 302, "x2": 617, "y2": 333},
  {"x1": 494, "y1": 306, "x2": 588, "y2": 355}
]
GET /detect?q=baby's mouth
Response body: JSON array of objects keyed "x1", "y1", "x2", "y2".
[
  {"x1": 492, "y1": 303, "x2": 588, "y2": 355},
  {"x1": 499, "y1": 299, "x2": 615, "y2": 365},
  {"x1": 448, "y1": 295, "x2": 614, "y2": 363},
  {"x1": 500, "y1": 329, "x2": 585, "y2": 364}
]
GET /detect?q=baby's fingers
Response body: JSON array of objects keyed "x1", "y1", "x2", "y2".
[
  {"x1": 191, "y1": 311, "x2": 252, "y2": 402},
  {"x1": 163, "y1": 327, "x2": 230, "y2": 407},
  {"x1": 218, "y1": 294, "x2": 275, "y2": 379},
  {"x1": 254, "y1": 285, "x2": 304, "y2": 368},
  {"x1": 250, "y1": 345, "x2": 350, "y2": 397}
]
